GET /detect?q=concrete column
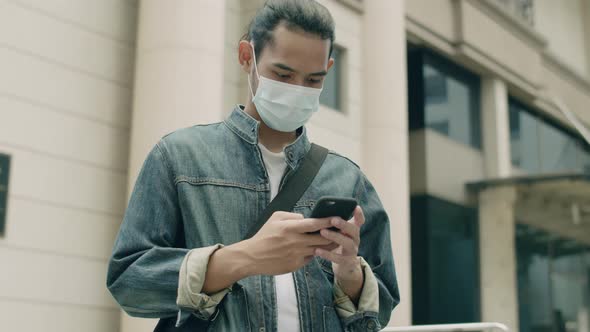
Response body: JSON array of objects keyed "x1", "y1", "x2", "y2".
[
  {"x1": 482, "y1": 77, "x2": 512, "y2": 178},
  {"x1": 127, "y1": 0, "x2": 227, "y2": 184},
  {"x1": 363, "y1": 0, "x2": 412, "y2": 326},
  {"x1": 579, "y1": 307, "x2": 590, "y2": 332},
  {"x1": 478, "y1": 186, "x2": 519, "y2": 332},
  {"x1": 121, "y1": 1, "x2": 226, "y2": 332}
]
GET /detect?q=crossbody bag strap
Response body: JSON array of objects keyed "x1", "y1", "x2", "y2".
[{"x1": 244, "y1": 143, "x2": 329, "y2": 240}]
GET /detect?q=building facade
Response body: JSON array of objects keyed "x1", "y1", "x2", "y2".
[{"x1": 0, "y1": 1, "x2": 588, "y2": 332}]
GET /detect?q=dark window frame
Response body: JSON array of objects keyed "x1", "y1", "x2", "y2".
[
  {"x1": 0, "y1": 153, "x2": 11, "y2": 238},
  {"x1": 320, "y1": 44, "x2": 345, "y2": 113},
  {"x1": 411, "y1": 194, "x2": 482, "y2": 325},
  {"x1": 408, "y1": 47, "x2": 482, "y2": 149}
]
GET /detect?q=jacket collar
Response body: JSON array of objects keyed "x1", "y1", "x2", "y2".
[{"x1": 224, "y1": 105, "x2": 312, "y2": 169}]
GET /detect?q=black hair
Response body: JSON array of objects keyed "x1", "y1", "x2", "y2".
[{"x1": 242, "y1": 0, "x2": 335, "y2": 61}]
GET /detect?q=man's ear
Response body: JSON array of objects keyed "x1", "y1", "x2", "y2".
[
  {"x1": 327, "y1": 57, "x2": 335, "y2": 71},
  {"x1": 238, "y1": 40, "x2": 254, "y2": 74}
]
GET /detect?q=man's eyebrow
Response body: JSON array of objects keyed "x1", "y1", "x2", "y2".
[
  {"x1": 309, "y1": 70, "x2": 328, "y2": 76},
  {"x1": 273, "y1": 63, "x2": 296, "y2": 72},
  {"x1": 273, "y1": 63, "x2": 327, "y2": 76}
]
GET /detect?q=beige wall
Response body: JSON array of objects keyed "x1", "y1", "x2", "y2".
[
  {"x1": 224, "y1": 0, "x2": 266, "y2": 119},
  {"x1": 223, "y1": 0, "x2": 256, "y2": 116},
  {"x1": 410, "y1": 130, "x2": 485, "y2": 205},
  {"x1": 536, "y1": 54, "x2": 590, "y2": 128},
  {"x1": 585, "y1": 0, "x2": 590, "y2": 81},
  {"x1": 535, "y1": 0, "x2": 590, "y2": 77},
  {"x1": 0, "y1": 0, "x2": 138, "y2": 331},
  {"x1": 406, "y1": 0, "x2": 457, "y2": 47}
]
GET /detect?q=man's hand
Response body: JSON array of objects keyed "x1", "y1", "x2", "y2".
[
  {"x1": 202, "y1": 211, "x2": 336, "y2": 294},
  {"x1": 242, "y1": 211, "x2": 336, "y2": 276},
  {"x1": 315, "y1": 206, "x2": 365, "y2": 303}
]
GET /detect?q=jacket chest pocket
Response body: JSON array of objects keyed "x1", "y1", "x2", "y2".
[{"x1": 176, "y1": 178, "x2": 262, "y2": 245}]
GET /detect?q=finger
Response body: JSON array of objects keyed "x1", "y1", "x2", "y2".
[
  {"x1": 352, "y1": 206, "x2": 365, "y2": 228},
  {"x1": 319, "y1": 229, "x2": 356, "y2": 252},
  {"x1": 273, "y1": 211, "x2": 304, "y2": 220},
  {"x1": 329, "y1": 217, "x2": 360, "y2": 244},
  {"x1": 292, "y1": 218, "x2": 333, "y2": 233},
  {"x1": 300, "y1": 233, "x2": 334, "y2": 246},
  {"x1": 315, "y1": 248, "x2": 347, "y2": 264},
  {"x1": 315, "y1": 243, "x2": 339, "y2": 252}
]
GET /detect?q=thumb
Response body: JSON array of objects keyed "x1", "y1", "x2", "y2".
[{"x1": 352, "y1": 206, "x2": 365, "y2": 228}]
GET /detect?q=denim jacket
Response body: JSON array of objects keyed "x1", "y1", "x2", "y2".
[{"x1": 106, "y1": 106, "x2": 400, "y2": 331}]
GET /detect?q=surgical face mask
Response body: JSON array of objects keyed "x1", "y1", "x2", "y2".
[{"x1": 248, "y1": 43, "x2": 323, "y2": 132}]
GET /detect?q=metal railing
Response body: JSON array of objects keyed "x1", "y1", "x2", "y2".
[{"x1": 382, "y1": 322, "x2": 510, "y2": 332}]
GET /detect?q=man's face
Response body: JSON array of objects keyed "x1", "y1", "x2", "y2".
[{"x1": 240, "y1": 23, "x2": 334, "y2": 93}]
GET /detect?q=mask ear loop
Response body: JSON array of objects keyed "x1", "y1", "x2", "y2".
[{"x1": 247, "y1": 41, "x2": 260, "y2": 99}]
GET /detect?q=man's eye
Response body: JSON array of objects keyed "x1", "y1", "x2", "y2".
[
  {"x1": 309, "y1": 78, "x2": 322, "y2": 83},
  {"x1": 274, "y1": 72, "x2": 291, "y2": 79}
]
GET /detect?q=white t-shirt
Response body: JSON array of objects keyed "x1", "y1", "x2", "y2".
[{"x1": 258, "y1": 142, "x2": 300, "y2": 332}]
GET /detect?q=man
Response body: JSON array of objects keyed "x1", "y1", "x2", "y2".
[{"x1": 106, "y1": 0, "x2": 399, "y2": 331}]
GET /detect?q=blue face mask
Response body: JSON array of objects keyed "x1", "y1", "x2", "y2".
[{"x1": 248, "y1": 43, "x2": 323, "y2": 132}]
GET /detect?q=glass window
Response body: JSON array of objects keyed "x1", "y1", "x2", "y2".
[
  {"x1": 411, "y1": 195, "x2": 480, "y2": 324},
  {"x1": 580, "y1": 145, "x2": 590, "y2": 173},
  {"x1": 421, "y1": 52, "x2": 481, "y2": 149},
  {"x1": 510, "y1": 101, "x2": 541, "y2": 173},
  {"x1": 552, "y1": 253, "x2": 590, "y2": 331},
  {"x1": 509, "y1": 98, "x2": 589, "y2": 174},
  {"x1": 539, "y1": 121, "x2": 579, "y2": 173},
  {"x1": 516, "y1": 225, "x2": 553, "y2": 332},
  {"x1": 320, "y1": 46, "x2": 344, "y2": 111},
  {"x1": 516, "y1": 224, "x2": 590, "y2": 332}
]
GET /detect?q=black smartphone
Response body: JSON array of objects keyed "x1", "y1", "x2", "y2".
[{"x1": 308, "y1": 196, "x2": 358, "y2": 233}]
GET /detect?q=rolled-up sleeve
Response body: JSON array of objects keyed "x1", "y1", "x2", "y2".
[
  {"x1": 333, "y1": 257, "x2": 379, "y2": 317},
  {"x1": 176, "y1": 244, "x2": 232, "y2": 325}
]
